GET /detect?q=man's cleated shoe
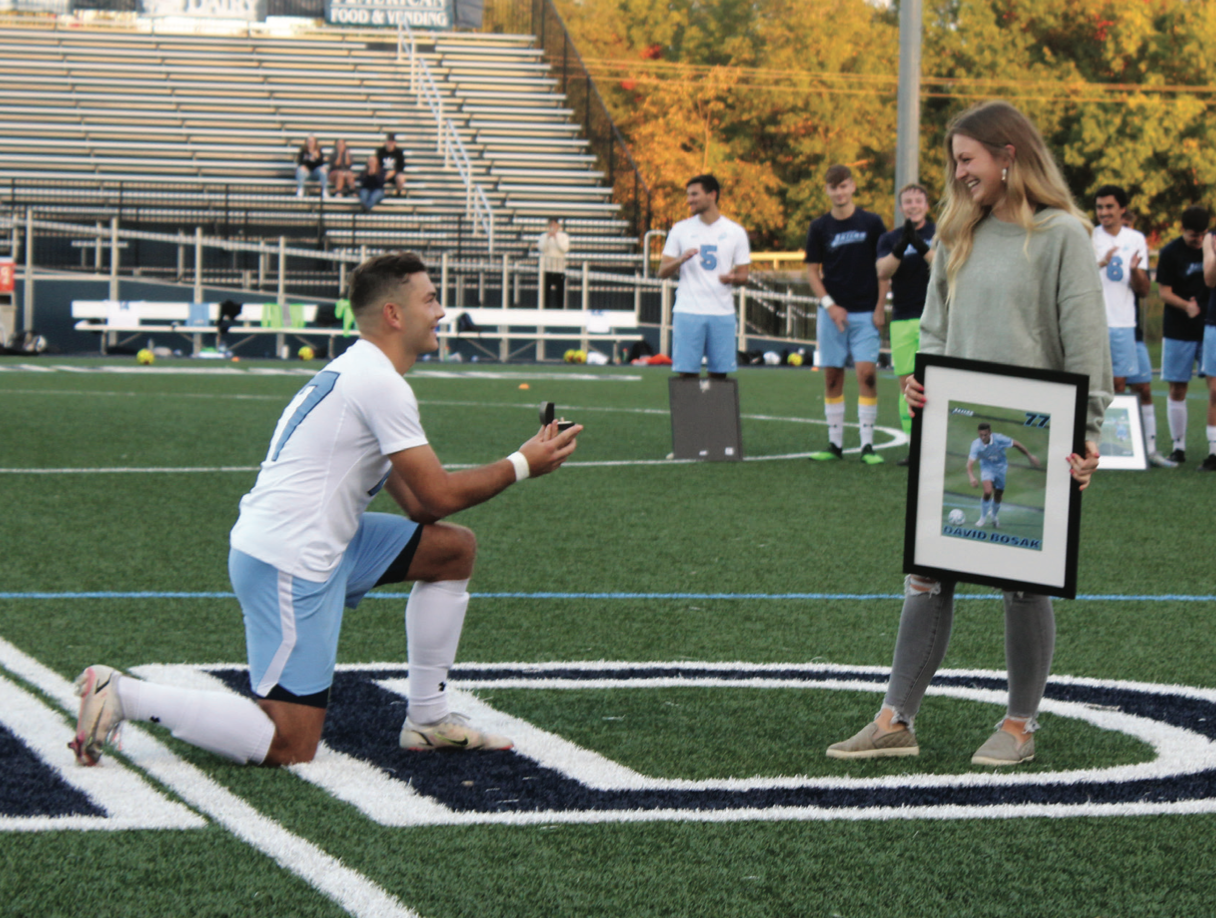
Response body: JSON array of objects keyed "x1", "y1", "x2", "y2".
[
  {"x1": 1199, "y1": 454, "x2": 1216, "y2": 472},
  {"x1": 826, "y1": 721, "x2": 919, "y2": 759},
  {"x1": 1167, "y1": 448, "x2": 1186, "y2": 464},
  {"x1": 69, "y1": 665, "x2": 126, "y2": 766},
  {"x1": 896, "y1": 455, "x2": 910, "y2": 467},
  {"x1": 809, "y1": 443, "x2": 844, "y2": 462},
  {"x1": 401, "y1": 712, "x2": 513, "y2": 752},
  {"x1": 974, "y1": 514, "x2": 989, "y2": 528},
  {"x1": 860, "y1": 444, "x2": 884, "y2": 465},
  {"x1": 971, "y1": 730, "x2": 1035, "y2": 766},
  {"x1": 991, "y1": 515, "x2": 1001, "y2": 529},
  {"x1": 1148, "y1": 451, "x2": 1179, "y2": 468}
]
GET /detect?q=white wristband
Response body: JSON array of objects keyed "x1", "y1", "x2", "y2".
[
  {"x1": 507, "y1": 451, "x2": 530, "y2": 482},
  {"x1": 820, "y1": 294, "x2": 835, "y2": 309}
]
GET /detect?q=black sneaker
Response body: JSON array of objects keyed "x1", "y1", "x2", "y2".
[
  {"x1": 896, "y1": 455, "x2": 910, "y2": 467},
  {"x1": 1199, "y1": 454, "x2": 1216, "y2": 472},
  {"x1": 1167, "y1": 448, "x2": 1186, "y2": 464},
  {"x1": 809, "y1": 443, "x2": 844, "y2": 461}
]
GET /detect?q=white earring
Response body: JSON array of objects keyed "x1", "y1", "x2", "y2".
[{"x1": 1001, "y1": 167, "x2": 1008, "y2": 182}]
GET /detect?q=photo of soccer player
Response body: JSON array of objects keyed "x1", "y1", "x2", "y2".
[
  {"x1": 940, "y1": 402, "x2": 1048, "y2": 551},
  {"x1": 1095, "y1": 393, "x2": 1148, "y2": 469}
]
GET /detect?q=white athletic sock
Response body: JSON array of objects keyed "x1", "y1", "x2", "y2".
[
  {"x1": 1167, "y1": 399, "x2": 1187, "y2": 450},
  {"x1": 858, "y1": 401, "x2": 878, "y2": 448},
  {"x1": 405, "y1": 578, "x2": 470, "y2": 724},
  {"x1": 1141, "y1": 403, "x2": 1157, "y2": 453},
  {"x1": 116, "y1": 676, "x2": 275, "y2": 764},
  {"x1": 1208, "y1": 425, "x2": 1216, "y2": 456},
  {"x1": 825, "y1": 400, "x2": 845, "y2": 449},
  {"x1": 980, "y1": 498, "x2": 991, "y2": 520}
]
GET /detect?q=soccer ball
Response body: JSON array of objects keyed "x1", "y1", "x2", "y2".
[
  {"x1": 947, "y1": 509, "x2": 966, "y2": 526},
  {"x1": 565, "y1": 349, "x2": 586, "y2": 364},
  {"x1": 788, "y1": 352, "x2": 803, "y2": 367},
  {"x1": 136, "y1": 348, "x2": 154, "y2": 365},
  {"x1": 298, "y1": 345, "x2": 315, "y2": 361}
]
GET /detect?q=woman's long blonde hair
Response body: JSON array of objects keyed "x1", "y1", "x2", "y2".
[{"x1": 937, "y1": 101, "x2": 1088, "y2": 298}]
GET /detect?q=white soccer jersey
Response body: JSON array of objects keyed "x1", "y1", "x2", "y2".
[
  {"x1": 662, "y1": 215, "x2": 751, "y2": 316},
  {"x1": 230, "y1": 339, "x2": 428, "y2": 580},
  {"x1": 1092, "y1": 225, "x2": 1148, "y2": 328}
]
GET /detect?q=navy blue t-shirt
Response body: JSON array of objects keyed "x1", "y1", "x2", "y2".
[
  {"x1": 1155, "y1": 236, "x2": 1207, "y2": 342},
  {"x1": 804, "y1": 208, "x2": 886, "y2": 312},
  {"x1": 876, "y1": 220, "x2": 935, "y2": 322}
]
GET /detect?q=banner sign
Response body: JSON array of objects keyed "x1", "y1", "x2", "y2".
[
  {"x1": 0, "y1": 258, "x2": 13, "y2": 295},
  {"x1": 140, "y1": 0, "x2": 266, "y2": 20},
  {"x1": 324, "y1": 0, "x2": 452, "y2": 28}
]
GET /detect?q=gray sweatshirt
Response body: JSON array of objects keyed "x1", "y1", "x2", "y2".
[{"x1": 920, "y1": 208, "x2": 1113, "y2": 441}]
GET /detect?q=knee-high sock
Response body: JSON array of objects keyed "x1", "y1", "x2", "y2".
[
  {"x1": 858, "y1": 397, "x2": 878, "y2": 448},
  {"x1": 116, "y1": 676, "x2": 275, "y2": 764},
  {"x1": 898, "y1": 388, "x2": 912, "y2": 436},
  {"x1": 1141, "y1": 403, "x2": 1158, "y2": 453},
  {"x1": 883, "y1": 577, "x2": 956, "y2": 725},
  {"x1": 405, "y1": 579, "x2": 470, "y2": 724},
  {"x1": 1167, "y1": 398, "x2": 1187, "y2": 450},
  {"x1": 825, "y1": 397, "x2": 845, "y2": 449},
  {"x1": 1003, "y1": 592, "x2": 1055, "y2": 721}
]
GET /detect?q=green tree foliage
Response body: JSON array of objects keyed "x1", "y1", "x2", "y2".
[{"x1": 555, "y1": 0, "x2": 1216, "y2": 247}]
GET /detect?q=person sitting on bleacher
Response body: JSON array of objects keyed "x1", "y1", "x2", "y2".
[
  {"x1": 295, "y1": 136, "x2": 329, "y2": 199},
  {"x1": 329, "y1": 139, "x2": 355, "y2": 197},
  {"x1": 358, "y1": 154, "x2": 387, "y2": 212},
  {"x1": 375, "y1": 132, "x2": 407, "y2": 197}
]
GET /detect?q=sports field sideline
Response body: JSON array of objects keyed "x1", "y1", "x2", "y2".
[{"x1": 2, "y1": 356, "x2": 1214, "y2": 918}]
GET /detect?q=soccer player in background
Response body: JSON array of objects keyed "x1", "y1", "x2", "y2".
[
  {"x1": 1200, "y1": 227, "x2": 1216, "y2": 471},
  {"x1": 658, "y1": 174, "x2": 751, "y2": 379},
  {"x1": 966, "y1": 422, "x2": 1040, "y2": 528},
  {"x1": 876, "y1": 184, "x2": 936, "y2": 465},
  {"x1": 69, "y1": 252, "x2": 582, "y2": 768},
  {"x1": 1093, "y1": 185, "x2": 1175, "y2": 466},
  {"x1": 1155, "y1": 206, "x2": 1210, "y2": 463},
  {"x1": 804, "y1": 164, "x2": 888, "y2": 463}
]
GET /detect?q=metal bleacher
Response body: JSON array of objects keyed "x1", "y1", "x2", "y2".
[{"x1": 0, "y1": 21, "x2": 636, "y2": 259}]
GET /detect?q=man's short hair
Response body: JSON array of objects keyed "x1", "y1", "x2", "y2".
[
  {"x1": 385, "y1": 132, "x2": 396, "y2": 141},
  {"x1": 349, "y1": 252, "x2": 427, "y2": 317},
  {"x1": 899, "y1": 183, "x2": 930, "y2": 202},
  {"x1": 1094, "y1": 184, "x2": 1129, "y2": 208},
  {"x1": 978, "y1": 422, "x2": 991, "y2": 432},
  {"x1": 825, "y1": 164, "x2": 853, "y2": 187},
  {"x1": 1182, "y1": 205, "x2": 1210, "y2": 234},
  {"x1": 686, "y1": 174, "x2": 720, "y2": 200}
]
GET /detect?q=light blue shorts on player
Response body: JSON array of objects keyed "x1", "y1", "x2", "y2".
[
  {"x1": 1108, "y1": 327, "x2": 1139, "y2": 378},
  {"x1": 672, "y1": 312, "x2": 737, "y2": 374},
  {"x1": 980, "y1": 464, "x2": 1007, "y2": 491},
  {"x1": 817, "y1": 308, "x2": 880, "y2": 368},
  {"x1": 231, "y1": 511, "x2": 419, "y2": 699},
  {"x1": 1162, "y1": 338, "x2": 1202, "y2": 383},
  {"x1": 1126, "y1": 341, "x2": 1152, "y2": 386},
  {"x1": 1202, "y1": 326, "x2": 1216, "y2": 376}
]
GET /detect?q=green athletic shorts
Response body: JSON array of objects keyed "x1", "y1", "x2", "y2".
[{"x1": 890, "y1": 317, "x2": 921, "y2": 377}]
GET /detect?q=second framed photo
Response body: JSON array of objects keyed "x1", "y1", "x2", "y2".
[
  {"x1": 903, "y1": 354, "x2": 1089, "y2": 599},
  {"x1": 1095, "y1": 393, "x2": 1147, "y2": 470}
]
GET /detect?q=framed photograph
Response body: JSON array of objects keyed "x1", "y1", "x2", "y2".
[
  {"x1": 903, "y1": 354, "x2": 1088, "y2": 599},
  {"x1": 1095, "y1": 394, "x2": 1147, "y2": 470}
]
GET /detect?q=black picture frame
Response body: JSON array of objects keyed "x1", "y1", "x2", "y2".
[{"x1": 903, "y1": 354, "x2": 1088, "y2": 599}]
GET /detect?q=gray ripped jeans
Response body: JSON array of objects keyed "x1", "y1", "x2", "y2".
[{"x1": 883, "y1": 575, "x2": 1055, "y2": 729}]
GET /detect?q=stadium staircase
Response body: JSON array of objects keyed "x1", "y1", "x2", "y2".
[{"x1": 0, "y1": 21, "x2": 635, "y2": 262}]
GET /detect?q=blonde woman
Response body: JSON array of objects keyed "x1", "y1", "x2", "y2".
[{"x1": 826, "y1": 101, "x2": 1112, "y2": 767}]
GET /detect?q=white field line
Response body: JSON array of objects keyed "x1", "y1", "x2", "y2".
[{"x1": 0, "y1": 638, "x2": 421, "y2": 918}]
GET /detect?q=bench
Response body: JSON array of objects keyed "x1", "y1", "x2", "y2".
[
  {"x1": 439, "y1": 307, "x2": 640, "y2": 362},
  {"x1": 71, "y1": 299, "x2": 355, "y2": 357}
]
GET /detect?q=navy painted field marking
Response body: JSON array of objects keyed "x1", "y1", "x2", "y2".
[
  {"x1": 137, "y1": 660, "x2": 1216, "y2": 824},
  {"x1": 2, "y1": 590, "x2": 1214, "y2": 602}
]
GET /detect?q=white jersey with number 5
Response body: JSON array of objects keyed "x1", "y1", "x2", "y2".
[
  {"x1": 230, "y1": 339, "x2": 428, "y2": 580},
  {"x1": 1092, "y1": 224, "x2": 1147, "y2": 329},
  {"x1": 662, "y1": 215, "x2": 751, "y2": 316}
]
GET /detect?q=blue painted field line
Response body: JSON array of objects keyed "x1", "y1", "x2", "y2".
[{"x1": 0, "y1": 590, "x2": 1213, "y2": 602}]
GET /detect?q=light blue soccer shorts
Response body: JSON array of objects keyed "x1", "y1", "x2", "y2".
[
  {"x1": 980, "y1": 462, "x2": 1007, "y2": 491},
  {"x1": 817, "y1": 308, "x2": 880, "y2": 368},
  {"x1": 1204, "y1": 326, "x2": 1216, "y2": 376},
  {"x1": 231, "y1": 511, "x2": 420, "y2": 700},
  {"x1": 1108, "y1": 327, "x2": 1139, "y2": 378},
  {"x1": 1126, "y1": 341, "x2": 1153, "y2": 386},
  {"x1": 1162, "y1": 338, "x2": 1202, "y2": 384},
  {"x1": 672, "y1": 312, "x2": 737, "y2": 374}
]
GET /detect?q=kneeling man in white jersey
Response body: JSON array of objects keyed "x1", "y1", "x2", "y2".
[{"x1": 69, "y1": 252, "x2": 582, "y2": 767}]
